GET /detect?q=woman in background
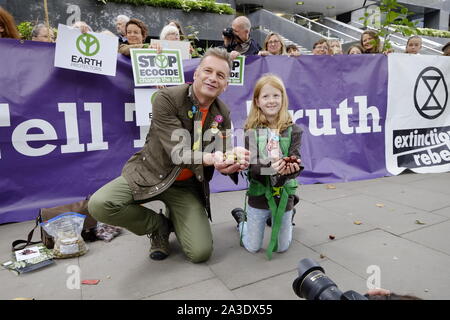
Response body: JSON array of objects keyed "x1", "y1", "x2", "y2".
[{"x1": 0, "y1": 6, "x2": 20, "y2": 39}]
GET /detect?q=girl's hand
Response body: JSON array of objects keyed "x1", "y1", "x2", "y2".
[
  {"x1": 278, "y1": 159, "x2": 301, "y2": 175},
  {"x1": 271, "y1": 159, "x2": 286, "y2": 173}
]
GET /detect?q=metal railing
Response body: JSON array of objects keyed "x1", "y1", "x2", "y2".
[
  {"x1": 293, "y1": 14, "x2": 359, "y2": 43},
  {"x1": 351, "y1": 20, "x2": 442, "y2": 55}
]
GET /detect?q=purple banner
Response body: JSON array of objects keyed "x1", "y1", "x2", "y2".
[{"x1": 0, "y1": 39, "x2": 389, "y2": 224}]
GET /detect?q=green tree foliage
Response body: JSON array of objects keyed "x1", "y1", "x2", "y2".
[
  {"x1": 96, "y1": 0, "x2": 235, "y2": 15},
  {"x1": 361, "y1": 0, "x2": 418, "y2": 50},
  {"x1": 17, "y1": 21, "x2": 33, "y2": 40}
]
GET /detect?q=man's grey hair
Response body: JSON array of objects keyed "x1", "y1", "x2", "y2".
[
  {"x1": 199, "y1": 47, "x2": 232, "y2": 71},
  {"x1": 116, "y1": 15, "x2": 130, "y2": 23},
  {"x1": 233, "y1": 16, "x2": 251, "y2": 31},
  {"x1": 31, "y1": 23, "x2": 49, "y2": 38}
]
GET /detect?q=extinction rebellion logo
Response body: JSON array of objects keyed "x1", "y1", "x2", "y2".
[
  {"x1": 71, "y1": 33, "x2": 103, "y2": 71},
  {"x1": 414, "y1": 66, "x2": 448, "y2": 119},
  {"x1": 393, "y1": 66, "x2": 450, "y2": 168}
]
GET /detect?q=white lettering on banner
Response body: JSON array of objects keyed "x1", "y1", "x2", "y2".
[
  {"x1": 124, "y1": 103, "x2": 148, "y2": 148},
  {"x1": 0, "y1": 95, "x2": 381, "y2": 159},
  {"x1": 84, "y1": 103, "x2": 108, "y2": 151},
  {"x1": 305, "y1": 109, "x2": 337, "y2": 135},
  {"x1": 247, "y1": 96, "x2": 381, "y2": 136},
  {"x1": 0, "y1": 104, "x2": 11, "y2": 159},
  {"x1": 0, "y1": 102, "x2": 117, "y2": 158},
  {"x1": 58, "y1": 103, "x2": 85, "y2": 153},
  {"x1": 336, "y1": 99, "x2": 354, "y2": 134},
  {"x1": 12, "y1": 119, "x2": 58, "y2": 157},
  {"x1": 355, "y1": 96, "x2": 382, "y2": 133}
]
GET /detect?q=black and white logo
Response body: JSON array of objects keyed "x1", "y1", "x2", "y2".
[{"x1": 414, "y1": 67, "x2": 448, "y2": 119}]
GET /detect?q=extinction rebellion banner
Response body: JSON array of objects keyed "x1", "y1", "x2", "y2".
[{"x1": 0, "y1": 38, "x2": 449, "y2": 224}]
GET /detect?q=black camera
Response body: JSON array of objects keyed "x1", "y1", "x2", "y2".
[
  {"x1": 292, "y1": 258, "x2": 368, "y2": 300},
  {"x1": 222, "y1": 27, "x2": 234, "y2": 39}
]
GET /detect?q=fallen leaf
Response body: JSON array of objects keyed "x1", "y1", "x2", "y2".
[
  {"x1": 415, "y1": 220, "x2": 426, "y2": 225},
  {"x1": 328, "y1": 235, "x2": 336, "y2": 240},
  {"x1": 376, "y1": 203, "x2": 385, "y2": 208},
  {"x1": 354, "y1": 221, "x2": 362, "y2": 225},
  {"x1": 326, "y1": 184, "x2": 336, "y2": 189},
  {"x1": 81, "y1": 279, "x2": 100, "y2": 285}
]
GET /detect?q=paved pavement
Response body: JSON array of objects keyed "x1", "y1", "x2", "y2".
[{"x1": 1, "y1": 171, "x2": 450, "y2": 300}]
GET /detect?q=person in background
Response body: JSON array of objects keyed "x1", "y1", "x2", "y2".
[
  {"x1": 115, "y1": 14, "x2": 130, "y2": 45},
  {"x1": 228, "y1": 15, "x2": 261, "y2": 59},
  {"x1": 168, "y1": 20, "x2": 186, "y2": 40},
  {"x1": 346, "y1": 44, "x2": 364, "y2": 54},
  {"x1": 360, "y1": 30, "x2": 381, "y2": 54},
  {"x1": 286, "y1": 44, "x2": 300, "y2": 57},
  {"x1": 405, "y1": 35, "x2": 422, "y2": 54},
  {"x1": 72, "y1": 21, "x2": 93, "y2": 33},
  {"x1": 328, "y1": 39, "x2": 343, "y2": 54},
  {"x1": 31, "y1": 24, "x2": 55, "y2": 42},
  {"x1": 160, "y1": 24, "x2": 180, "y2": 41},
  {"x1": 312, "y1": 39, "x2": 329, "y2": 55},
  {"x1": 0, "y1": 6, "x2": 20, "y2": 39},
  {"x1": 258, "y1": 32, "x2": 286, "y2": 56},
  {"x1": 443, "y1": 42, "x2": 450, "y2": 56},
  {"x1": 118, "y1": 18, "x2": 158, "y2": 56}
]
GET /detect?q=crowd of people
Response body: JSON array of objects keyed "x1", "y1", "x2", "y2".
[{"x1": 1, "y1": 6, "x2": 449, "y2": 57}]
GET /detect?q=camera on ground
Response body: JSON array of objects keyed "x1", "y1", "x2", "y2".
[{"x1": 292, "y1": 258, "x2": 367, "y2": 300}]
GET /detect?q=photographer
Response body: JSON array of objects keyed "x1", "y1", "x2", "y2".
[{"x1": 222, "y1": 16, "x2": 261, "y2": 60}]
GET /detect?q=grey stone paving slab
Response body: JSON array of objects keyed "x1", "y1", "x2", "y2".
[
  {"x1": 431, "y1": 206, "x2": 450, "y2": 218},
  {"x1": 78, "y1": 233, "x2": 214, "y2": 300},
  {"x1": 210, "y1": 190, "x2": 247, "y2": 225},
  {"x1": 401, "y1": 220, "x2": 450, "y2": 255},
  {"x1": 293, "y1": 200, "x2": 375, "y2": 247},
  {"x1": 298, "y1": 183, "x2": 355, "y2": 203},
  {"x1": 405, "y1": 173, "x2": 450, "y2": 195},
  {"x1": 317, "y1": 194, "x2": 448, "y2": 235},
  {"x1": 313, "y1": 229, "x2": 450, "y2": 299},
  {"x1": 232, "y1": 259, "x2": 368, "y2": 300},
  {"x1": 326, "y1": 177, "x2": 389, "y2": 191},
  {"x1": 357, "y1": 181, "x2": 450, "y2": 211},
  {"x1": 145, "y1": 278, "x2": 237, "y2": 300},
  {"x1": 0, "y1": 259, "x2": 81, "y2": 300},
  {"x1": 378, "y1": 172, "x2": 436, "y2": 184},
  {"x1": 208, "y1": 222, "x2": 319, "y2": 290}
]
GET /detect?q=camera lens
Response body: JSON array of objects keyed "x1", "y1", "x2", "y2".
[
  {"x1": 293, "y1": 258, "x2": 343, "y2": 300},
  {"x1": 222, "y1": 27, "x2": 234, "y2": 38}
]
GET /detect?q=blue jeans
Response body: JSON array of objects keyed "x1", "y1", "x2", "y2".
[{"x1": 238, "y1": 205, "x2": 293, "y2": 253}]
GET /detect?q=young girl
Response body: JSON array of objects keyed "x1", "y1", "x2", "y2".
[
  {"x1": 231, "y1": 74, "x2": 303, "y2": 259},
  {"x1": 405, "y1": 35, "x2": 422, "y2": 54}
]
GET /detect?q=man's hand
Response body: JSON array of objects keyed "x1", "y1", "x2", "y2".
[{"x1": 203, "y1": 147, "x2": 250, "y2": 174}]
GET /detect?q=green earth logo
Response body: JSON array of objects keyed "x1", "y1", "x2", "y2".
[{"x1": 76, "y1": 33, "x2": 100, "y2": 57}]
